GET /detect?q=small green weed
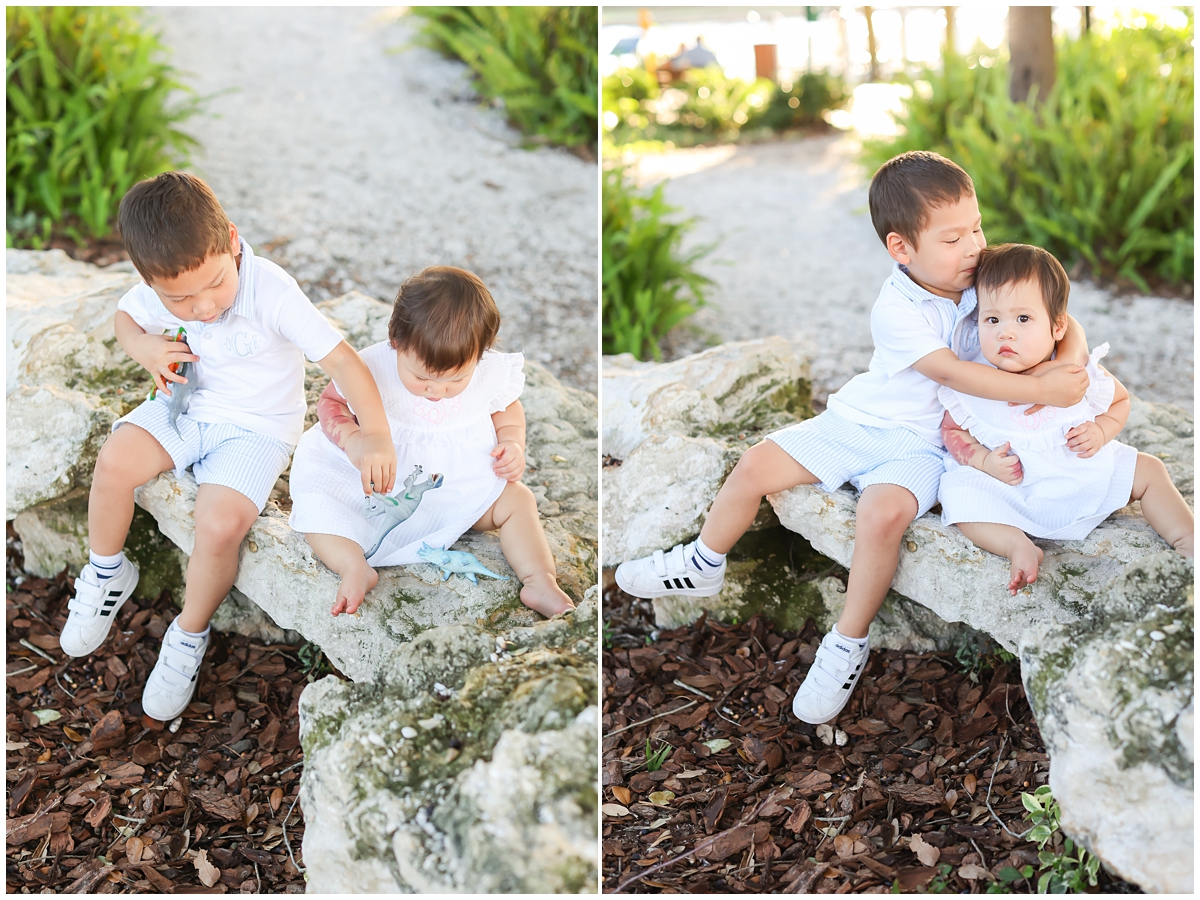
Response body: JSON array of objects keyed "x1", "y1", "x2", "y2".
[
  {"x1": 644, "y1": 739, "x2": 671, "y2": 772},
  {"x1": 954, "y1": 631, "x2": 1016, "y2": 683},
  {"x1": 602, "y1": 622, "x2": 614, "y2": 649},
  {"x1": 297, "y1": 641, "x2": 334, "y2": 679},
  {"x1": 1021, "y1": 785, "x2": 1101, "y2": 893}
]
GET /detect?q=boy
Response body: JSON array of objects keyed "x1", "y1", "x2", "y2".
[
  {"x1": 617, "y1": 151, "x2": 1090, "y2": 724},
  {"x1": 58, "y1": 172, "x2": 397, "y2": 721}
]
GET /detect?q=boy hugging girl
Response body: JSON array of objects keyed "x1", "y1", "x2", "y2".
[
  {"x1": 58, "y1": 172, "x2": 573, "y2": 722},
  {"x1": 617, "y1": 151, "x2": 1193, "y2": 725}
]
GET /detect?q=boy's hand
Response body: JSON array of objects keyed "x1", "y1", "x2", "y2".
[
  {"x1": 358, "y1": 432, "x2": 396, "y2": 495},
  {"x1": 982, "y1": 442, "x2": 1024, "y2": 485},
  {"x1": 1037, "y1": 364, "x2": 1088, "y2": 408},
  {"x1": 130, "y1": 332, "x2": 198, "y2": 396},
  {"x1": 1065, "y1": 421, "x2": 1105, "y2": 458},
  {"x1": 490, "y1": 441, "x2": 525, "y2": 482}
]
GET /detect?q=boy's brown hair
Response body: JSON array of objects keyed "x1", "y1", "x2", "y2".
[
  {"x1": 388, "y1": 267, "x2": 500, "y2": 373},
  {"x1": 868, "y1": 151, "x2": 975, "y2": 248},
  {"x1": 975, "y1": 243, "x2": 1070, "y2": 325},
  {"x1": 118, "y1": 172, "x2": 233, "y2": 282}
]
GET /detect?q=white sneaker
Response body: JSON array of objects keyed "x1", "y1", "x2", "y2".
[
  {"x1": 615, "y1": 542, "x2": 725, "y2": 599},
  {"x1": 59, "y1": 562, "x2": 140, "y2": 657},
  {"x1": 141, "y1": 620, "x2": 209, "y2": 721},
  {"x1": 792, "y1": 630, "x2": 870, "y2": 724}
]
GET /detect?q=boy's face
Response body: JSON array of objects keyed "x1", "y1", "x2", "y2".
[
  {"x1": 395, "y1": 349, "x2": 478, "y2": 400},
  {"x1": 886, "y1": 193, "x2": 985, "y2": 301},
  {"x1": 146, "y1": 223, "x2": 240, "y2": 324},
  {"x1": 977, "y1": 278, "x2": 1067, "y2": 373}
]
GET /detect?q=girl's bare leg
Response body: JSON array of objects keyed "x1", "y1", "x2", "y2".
[
  {"x1": 699, "y1": 440, "x2": 819, "y2": 553},
  {"x1": 473, "y1": 481, "x2": 573, "y2": 617},
  {"x1": 837, "y1": 484, "x2": 919, "y2": 636},
  {"x1": 305, "y1": 533, "x2": 378, "y2": 616},
  {"x1": 956, "y1": 521, "x2": 1044, "y2": 596},
  {"x1": 1131, "y1": 453, "x2": 1194, "y2": 556}
]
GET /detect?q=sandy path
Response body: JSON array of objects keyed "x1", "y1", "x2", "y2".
[
  {"x1": 152, "y1": 7, "x2": 597, "y2": 392},
  {"x1": 639, "y1": 135, "x2": 1193, "y2": 413}
]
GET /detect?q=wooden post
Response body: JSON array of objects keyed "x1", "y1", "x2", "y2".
[
  {"x1": 754, "y1": 44, "x2": 778, "y2": 82},
  {"x1": 864, "y1": 7, "x2": 879, "y2": 82},
  {"x1": 944, "y1": 5, "x2": 955, "y2": 53},
  {"x1": 1008, "y1": 6, "x2": 1056, "y2": 104}
]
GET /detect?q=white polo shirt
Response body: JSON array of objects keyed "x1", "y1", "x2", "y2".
[
  {"x1": 826, "y1": 263, "x2": 980, "y2": 447},
  {"x1": 117, "y1": 238, "x2": 343, "y2": 444}
]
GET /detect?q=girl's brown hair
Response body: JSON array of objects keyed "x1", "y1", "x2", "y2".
[
  {"x1": 975, "y1": 243, "x2": 1070, "y2": 325},
  {"x1": 387, "y1": 267, "x2": 500, "y2": 372}
]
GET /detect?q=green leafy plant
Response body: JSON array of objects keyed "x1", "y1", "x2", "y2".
[
  {"x1": 602, "y1": 165, "x2": 715, "y2": 360},
  {"x1": 643, "y1": 738, "x2": 671, "y2": 772},
  {"x1": 1021, "y1": 785, "x2": 1101, "y2": 893},
  {"x1": 297, "y1": 641, "x2": 334, "y2": 679},
  {"x1": 758, "y1": 70, "x2": 849, "y2": 131},
  {"x1": 987, "y1": 864, "x2": 1035, "y2": 893},
  {"x1": 410, "y1": 6, "x2": 597, "y2": 153},
  {"x1": 954, "y1": 631, "x2": 1016, "y2": 683},
  {"x1": 6, "y1": 6, "x2": 202, "y2": 249},
  {"x1": 863, "y1": 13, "x2": 1193, "y2": 290}
]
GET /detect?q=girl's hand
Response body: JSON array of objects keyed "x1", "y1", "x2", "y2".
[
  {"x1": 982, "y1": 442, "x2": 1024, "y2": 485},
  {"x1": 490, "y1": 441, "x2": 525, "y2": 482},
  {"x1": 130, "y1": 332, "x2": 198, "y2": 396},
  {"x1": 1065, "y1": 421, "x2": 1105, "y2": 458},
  {"x1": 358, "y1": 432, "x2": 396, "y2": 495}
]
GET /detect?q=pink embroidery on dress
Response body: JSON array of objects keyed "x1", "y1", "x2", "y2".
[
  {"x1": 413, "y1": 396, "x2": 461, "y2": 425},
  {"x1": 1009, "y1": 404, "x2": 1058, "y2": 430}
]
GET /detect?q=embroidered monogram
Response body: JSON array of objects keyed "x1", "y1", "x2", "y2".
[
  {"x1": 412, "y1": 395, "x2": 461, "y2": 425},
  {"x1": 222, "y1": 330, "x2": 264, "y2": 357}
]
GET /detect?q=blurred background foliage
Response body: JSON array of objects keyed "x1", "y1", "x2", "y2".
[
  {"x1": 603, "y1": 66, "x2": 847, "y2": 153},
  {"x1": 863, "y1": 11, "x2": 1193, "y2": 291},
  {"x1": 602, "y1": 166, "x2": 714, "y2": 360},
  {"x1": 6, "y1": 6, "x2": 201, "y2": 250},
  {"x1": 411, "y1": 6, "x2": 598, "y2": 155}
]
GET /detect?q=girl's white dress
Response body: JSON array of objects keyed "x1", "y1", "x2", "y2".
[
  {"x1": 938, "y1": 344, "x2": 1137, "y2": 540},
  {"x1": 288, "y1": 344, "x2": 524, "y2": 566}
]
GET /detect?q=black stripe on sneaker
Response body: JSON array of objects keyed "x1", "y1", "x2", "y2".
[
  {"x1": 683, "y1": 577, "x2": 694, "y2": 589},
  {"x1": 103, "y1": 600, "x2": 117, "y2": 607},
  {"x1": 108, "y1": 589, "x2": 123, "y2": 597},
  {"x1": 663, "y1": 580, "x2": 673, "y2": 589},
  {"x1": 100, "y1": 610, "x2": 111, "y2": 617},
  {"x1": 673, "y1": 578, "x2": 683, "y2": 589}
]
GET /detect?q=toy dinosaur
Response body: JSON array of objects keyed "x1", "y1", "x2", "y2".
[
  {"x1": 363, "y1": 465, "x2": 443, "y2": 558},
  {"x1": 168, "y1": 359, "x2": 198, "y2": 438},
  {"x1": 416, "y1": 542, "x2": 509, "y2": 584}
]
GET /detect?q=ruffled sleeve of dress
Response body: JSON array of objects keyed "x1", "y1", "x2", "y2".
[
  {"x1": 482, "y1": 350, "x2": 526, "y2": 414},
  {"x1": 937, "y1": 384, "x2": 1016, "y2": 451},
  {"x1": 1080, "y1": 343, "x2": 1117, "y2": 418}
]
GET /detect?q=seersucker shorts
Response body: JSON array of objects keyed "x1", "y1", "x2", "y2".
[
  {"x1": 766, "y1": 410, "x2": 946, "y2": 517},
  {"x1": 115, "y1": 395, "x2": 294, "y2": 512}
]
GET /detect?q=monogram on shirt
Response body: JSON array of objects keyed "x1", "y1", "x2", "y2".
[{"x1": 222, "y1": 330, "x2": 264, "y2": 357}]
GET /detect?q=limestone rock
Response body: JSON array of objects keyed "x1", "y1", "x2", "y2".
[
  {"x1": 299, "y1": 593, "x2": 598, "y2": 893},
  {"x1": 1021, "y1": 553, "x2": 1194, "y2": 894},
  {"x1": 314, "y1": 290, "x2": 391, "y2": 351}
]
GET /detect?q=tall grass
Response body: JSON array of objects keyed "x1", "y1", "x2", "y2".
[
  {"x1": 602, "y1": 167, "x2": 715, "y2": 360},
  {"x1": 863, "y1": 14, "x2": 1193, "y2": 290},
  {"x1": 6, "y1": 7, "x2": 201, "y2": 249},
  {"x1": 411, "y1": 6, "x2": 598, "y2": 153}
]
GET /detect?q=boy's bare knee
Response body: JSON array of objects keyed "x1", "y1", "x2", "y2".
[
  {"x1": 729, "y1": 442, "x2": 776, "y2": 491},
  {"x1": 856, "y1": 490, "x2": 917, "y2": 540}
]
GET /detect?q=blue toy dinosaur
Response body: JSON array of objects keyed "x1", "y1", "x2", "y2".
[
  {"x1": 416, "y1": 542, "x2": 509, "y2": 584},
  {"x1": 363, "y1": 465, "x2": 444, "y2": 558}
]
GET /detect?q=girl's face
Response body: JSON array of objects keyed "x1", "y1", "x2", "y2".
[
  {"x1": 977, "y1": 278, "x2": 1067, "y2": 373},
  {"x1": 395, "y1": 349, "x2": 478, "y2": 400}
]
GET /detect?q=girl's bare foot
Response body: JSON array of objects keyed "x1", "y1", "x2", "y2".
[
  {"x1": 519, "y1": 572, "x2": 575, "y2": 617},
  {"x1": 331, "y1": 562, "x2": 378, "y2": 616},
  {"x1": 1007, "y1": 540, "x2": 1044, "y2": 595}
]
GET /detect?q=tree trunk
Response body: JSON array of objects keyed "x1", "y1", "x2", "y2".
[
  {"x1": 1008, "y1": 6, "x2": 1056, "y2": 105},
  {"x1": 864, "y1": 7, "x2": 879, "y2": 82}
]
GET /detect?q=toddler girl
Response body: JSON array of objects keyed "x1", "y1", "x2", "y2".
[
  {"x1": 288, "y1": 266, "x2": 575, "y2": 617},
  {"x1": 939, "y1": 243, "x2": 1193, "y2": 593}
]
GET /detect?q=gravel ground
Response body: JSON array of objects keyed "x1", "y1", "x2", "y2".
[
  {"x1": 636, "y1": 135, "x2": 1194, "y2": 414},
  {"x1": 152, "y1": 7, "x2": 597, "y2": 393}
]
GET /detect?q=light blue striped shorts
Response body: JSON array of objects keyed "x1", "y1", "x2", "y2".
[
  {"x1": 116, "y1": 396, "x2": 294, "y2": 512},
  {"x1": 766, "y1": 410, "x2": 946, "y2": 517}
]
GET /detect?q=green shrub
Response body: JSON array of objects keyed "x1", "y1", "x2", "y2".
[
  {"x1": 602, "y1": 166, "x2": 715, "y2": 360},
  {"x1": 863, "y1": 14, "x2": 1193, "y2": 290},
  {"x1": 604, "y1": 66, "x2": 846, "y2": 150},
  {"x1": 6, "y1": 6, "x2": 201, "y2": 249},
  {"x1": 410, "y1": 6, "x2": 598, "y2": 153}
]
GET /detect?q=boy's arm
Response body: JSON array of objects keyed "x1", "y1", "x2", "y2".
[
  {"x1": 1065, "y1": 368, "x2": 1130, "y2": 459},
  {"x1": 941, "y1": 411, "x2": 1024, "y2": 485},
  {"x1": 913, "y1": 348, "x2": 1088, "y2": 407},
  {"x1": 316, "y1": 341, "x2": 396, "y2": 495},
  {"x1": 490, "y1": 400, "x2": 526, "y2": 482},
  {"x1": 115, "y1": 311, "x2": 198, "y2": 396}
]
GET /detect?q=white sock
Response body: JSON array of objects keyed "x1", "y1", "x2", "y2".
[
  {"x1": 173, "y1": 621, "x2": 210, "y2": 640},
  {"x1": 832, "y1": 624, "x2": 868, "y2": 651},
  {"x1": 89, "y1": 549, "x2": 126, "y2": 580},
  {"x1": 687, "y1": 536, "x2": 726, "y2": 572}
]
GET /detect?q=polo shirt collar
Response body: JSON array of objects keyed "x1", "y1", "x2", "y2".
[
  {"x1": 225, "y1": 236, "x2": 256, "y2": 321},
  {"x1": 892, "y1": 262, "x2": 976, "y2": 318}
]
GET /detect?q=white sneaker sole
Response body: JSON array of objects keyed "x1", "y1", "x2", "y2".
[
  {"x1": 60, "y1": 568, "x2": 140, "y2": 658},
  {"x1": 614, "y1": 566, "x2": 724, "y2": 599}
]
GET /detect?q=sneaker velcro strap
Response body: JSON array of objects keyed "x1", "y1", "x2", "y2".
[
  {"x1": 67, "y1": 595, "x2": 101, "y2": 616},
  {"x1": 665, "y1": 544, "x2": 687, "y2": 576},
  {"x1": 651, "y1": 549, "x2": 667, "y2": 577},
  {"x1": 161, "y1": 643, "x2": 201, "y2": 679}
]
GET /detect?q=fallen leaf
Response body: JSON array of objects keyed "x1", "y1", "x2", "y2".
[
  {"x1": 647, "y1": 791, "x2": 675, "y2": 806},
  {"x1": 910, "y1": 832, "x2": 941, "y2": 866},
  {"x1": 194, "y1": 848, "x2": 221, "y2": 887},
  {"x1": 601, "y1": 803, "x2": 630, "y2": 817},
  {"x1": 33, "y1": 709, "x2": 62, "y2": 725},
  {"x1": 703, "y1": 738, "x2": 731, "y2": 753},
  {"x1": 126, "y1": 835, "x2": 145, "y2": 864},
  {"x1": 963, "y1": 773, "x2": 977, "y2": 795},
  {"x1": 269, "y1": 787, "x2": 284, "y2": 813},
  {"x1": 833, "y1": 834, "x2": 856, "y2": 858},
  {"x1": 244, "y1": 802, "x2": 260, "y2": 827},
  {"x1": 959, "y1": 863, "x2": 996, "y2": 881},
  {"x1": 611, "y1": 786, "x2": 631, "y2": 806},
  {"x1": 63, "y1": 726, "x2": 85, "y2": 742}
]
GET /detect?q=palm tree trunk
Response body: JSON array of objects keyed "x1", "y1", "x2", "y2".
[{"x1": 1008, "y1": 6, "x2": 1056, "y2": 104}]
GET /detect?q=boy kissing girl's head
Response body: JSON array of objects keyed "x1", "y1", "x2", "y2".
[
  {"x1": 118, "y1": 171, "x2": 240, "y2": 324},
  {"x1": 869, "y1": 150, "x2": 984, "y2": 302}
]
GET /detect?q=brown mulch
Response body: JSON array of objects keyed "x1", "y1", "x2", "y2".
[
  {"x1": 6, "y1": 524, "x2": 325, "y2": 894},
  {"x1": 601, "y1": 584, "x2": 1141, "y2": 894}
]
